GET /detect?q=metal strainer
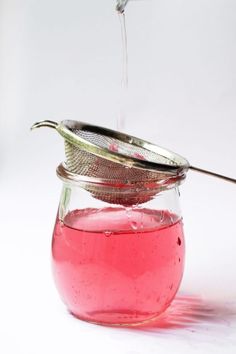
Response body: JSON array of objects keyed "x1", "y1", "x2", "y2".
[{"x1": 31, "y1": 120, "x2": 236, "y2": 205}]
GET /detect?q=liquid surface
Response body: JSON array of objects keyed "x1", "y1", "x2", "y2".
[{"x1": 52, "y1": 208, "x2": 185, "y2": 325}]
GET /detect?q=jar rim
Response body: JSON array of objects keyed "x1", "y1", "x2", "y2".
[{"x1": 56, "y1": 163, "x2": 186, "y2": 190}]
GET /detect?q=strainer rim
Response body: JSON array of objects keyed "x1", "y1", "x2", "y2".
[{"x1": 59, "y1": 120, "x2": 190, "y2": 175}]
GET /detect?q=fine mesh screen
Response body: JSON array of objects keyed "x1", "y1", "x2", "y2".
[{"x1": 71, "y1": 128, "x2": 177, "y2": 166}]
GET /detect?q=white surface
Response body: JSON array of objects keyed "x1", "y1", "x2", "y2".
[{"x1": 1, "y1": 1, "x2": 236, "y2": 353}]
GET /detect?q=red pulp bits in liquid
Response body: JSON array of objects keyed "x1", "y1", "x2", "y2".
[{"x1": 52, "y1": 207, "x2": 185, "y2": 325}]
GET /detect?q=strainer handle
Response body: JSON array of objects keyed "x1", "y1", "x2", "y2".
[
  {"x1": 190, "y1": 166, "x2": 236, "y2": 184},
  {"x1": 31, "y1": 120, "x2": 58, "y2": 130}
]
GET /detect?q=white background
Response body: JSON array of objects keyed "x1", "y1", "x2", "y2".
[{"x1": 0, "y1": 0, "x2": 236, "y2": 353}]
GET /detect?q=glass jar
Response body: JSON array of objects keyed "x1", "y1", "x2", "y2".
[{"x1": 52, "y1": 163, "x2": 185, "y2": 326}]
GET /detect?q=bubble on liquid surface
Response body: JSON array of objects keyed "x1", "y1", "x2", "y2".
[{"x1": 104, "y1": 230, "x2": 112, "y2": 237}]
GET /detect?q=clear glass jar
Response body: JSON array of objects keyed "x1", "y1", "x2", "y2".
[{"x1": 52, "y1": 163, "x2": 185, "y2": 326}]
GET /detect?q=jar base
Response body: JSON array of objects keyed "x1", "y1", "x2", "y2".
[{"x1": 69, "y1": 309, "x2": 167, "y2": 327}]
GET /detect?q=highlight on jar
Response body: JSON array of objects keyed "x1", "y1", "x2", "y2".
[{"x1": 31, "y1": 119, "x2": 235, "y2": 327}]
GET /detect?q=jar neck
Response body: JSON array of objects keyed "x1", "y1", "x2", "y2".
[
  {"x1": 56, "y1": 162, "x2": 185, "y2": 191},
  {"x1": 56, "y1": 162, "x2": 184, "y2": 210}
]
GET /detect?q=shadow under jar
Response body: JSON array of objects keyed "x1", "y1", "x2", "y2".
[{"x1": 52, "y1": 163, "x2": 185, "y2": 326}]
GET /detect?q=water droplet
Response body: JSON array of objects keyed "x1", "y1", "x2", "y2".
[
  {"x1": 133, "y1": 152, "x2": 145, "y2": 160},
  {"x1": 109, "y1": 143, "x2": 118, "y2": 152},
  {"x1": 104, "y1": 230, "x2": 112, "y2": 237},
  {"x1": 131, "y1": 221, "x2": 138, "y2": 230},
  {"x1": 126, "y1": 207, "x2": 132, "y2": 219}
]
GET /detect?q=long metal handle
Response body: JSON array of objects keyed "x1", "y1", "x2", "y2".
[
  {"x1": 31, "y1": 120, "x2": 58, "y2": 130},
  {"x1": 190, "y1": 166, "x2": 236, "y2": 184}
]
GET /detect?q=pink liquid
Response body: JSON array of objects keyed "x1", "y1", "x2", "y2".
[{"x1": 52, "y1": 208, "x2": 185, "y2": 325}]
